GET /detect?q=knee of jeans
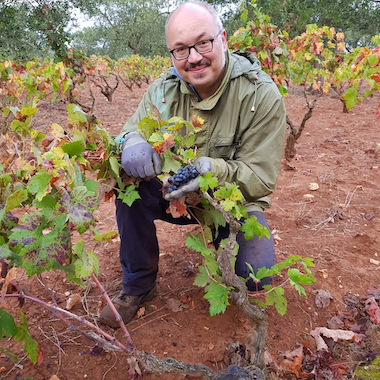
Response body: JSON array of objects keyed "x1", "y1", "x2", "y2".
[{"x1": 246, "y1": 275, "x2": 273, "y2": 292}]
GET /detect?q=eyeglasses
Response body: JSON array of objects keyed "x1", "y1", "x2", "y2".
[{"x1": 169, "y1": 30, "x2": 223, "y2": 61}]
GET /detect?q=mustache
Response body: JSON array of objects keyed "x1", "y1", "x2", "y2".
[{"x1": 185, "y1": 60, "x2": 211, "y2": 71}]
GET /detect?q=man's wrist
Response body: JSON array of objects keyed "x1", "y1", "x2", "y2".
[{"x1": 119, "y1": 131, "x2": 140, "y2": 151}]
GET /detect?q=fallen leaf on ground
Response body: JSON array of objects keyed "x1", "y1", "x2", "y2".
[
  {"x1": 278, "y1": 344, "x2": 303, "y2": 377},
  {"x1": 310, "y1": 327, "x2": 365, "y2": 351},
  {"x1": 136, "y1": 306, "x2": 145, "y2": 318},
  {"x1": 318, "y1": 269, "x2": 328, "y2": 279},
  {"x1": 127, "y1": 356, "x2": 142, "y2": 378},
  {"x1": 313, "y1": 289, "x2": 333, "y2": 308},
  {"x1": 365, "y1": 297, "x2": 380, "y2": 324},
  {"x1": 66, "y1": 293, "x2": 82, "y2": 310},
  {"x1": 166, "y1": 298, "x2": 183, "y2": 313}
]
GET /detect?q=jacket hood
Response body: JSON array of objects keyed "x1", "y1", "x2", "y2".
[{"x1": 229, "y1": 50, "x2": 262, "y2": 80}]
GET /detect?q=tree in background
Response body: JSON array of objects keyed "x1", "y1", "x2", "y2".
[
  {"x1": 0, "y1": 0, "x2": 75, "y2": 60},
  {"x1": 73, "y1": 0, "x2": 171, "y2": 58},
  {"x1": 254, "y1": 0, "x2": 380, "y2": 48}
]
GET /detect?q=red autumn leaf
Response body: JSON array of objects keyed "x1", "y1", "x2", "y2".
[
  {"x1": 166, "y1": 198, "x2": 189, "y2": 218},
  {"x1": 365, "y1": 297, "x2": 380, "y2": 324},
  {"x1": 153, "y1": 134, "x2": 175, "y2": 154},
  {"x1": 278, "y1": 344, "x2": 303, "y2": 377},
  {"x1": 37, "y1": 347, "x2": 44, "y2": 365},
  {"x1": 104, "y1": 190, "x2": 114, "y2": 202}
]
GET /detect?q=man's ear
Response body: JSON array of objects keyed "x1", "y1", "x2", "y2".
[{"x1": 221, "y1": 29, "x2": 228, "y2": 52}]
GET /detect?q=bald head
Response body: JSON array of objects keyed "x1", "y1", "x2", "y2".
[{"x1": 165, "y1": 1, "x2": 223, "y2": 43}]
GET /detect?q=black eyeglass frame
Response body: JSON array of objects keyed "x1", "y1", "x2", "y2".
[{"x1": 169, "y1": 30, "x2": 223, "y2": 61}]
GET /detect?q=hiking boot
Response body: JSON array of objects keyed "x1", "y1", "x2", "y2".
[{"x1": 99, "y1": 285, "x2": 157, "y2": 328}]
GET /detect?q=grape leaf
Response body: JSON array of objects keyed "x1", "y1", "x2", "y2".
[
  {"x1": 288, "y1": 268, "x2": 313, "y2": 297},
  {"x1": 241, "y1": 215, "x2": 270, "y2": 241},
  {"x1": 204, "y1": 255, "x2": 220, "y2": 276},
  {"x1": 84, "y1": 179, "x2": 99, "y2": 194},
  {"x1": 4, "y1": 189, "x2": 28, "y2": 213},
  {"x1": 193, "y1": 265, "x2": 209, "y2": 287},
  {"x1": 27, "y1": 172, "x2": 52, "y2": 201},
  {"x1": 59, "y1": 186, "x2": 98, "y2": 233},
  {"x1": 198, "y1": 172, "x2": 218, "y2": 192},
  {"x1": 264, "y1": 286, "x2": 287, "y2": 316},
  {"x1": 0, "y1": 309, "x2": 18, "y2": 340},
  {"x1": 67, "y1": 104, "x2": 88, "y2": 123},
  {"x1": 204, "y1": 282, "x2": 230, "y2": 316},
  {"x1": 201, "y1": 201, "x2": 226, "y2": 230},
  {"x1": 61, "y1": 140, "x2": 85, "y2": 157},
  {"x1": 161, "y1": 150, "x2": 182, "y2": 173},
  {"x1": 109, "y1": 156, "x2": 121, "y2": 177},
  {"x1": 14, "y1": 312, "x2": 39, "y2": 364},
  {"x1": 186, "y1": 234, "x2": 214, "y2": 256},
  {"x1": 9, "y1": 214, "x2": 71, "y2": 275},
  {"x1": 117, "y1": 185, "x2": 141, "y2": 207},
  {"x1": 73, "y1": 240, "x2": 99, "y2": 279},
  {"x1": 93, "y1": 230, "x2": 118, "y2": 242}
]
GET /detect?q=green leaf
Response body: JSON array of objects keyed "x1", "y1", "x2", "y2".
[
  {"x1": 342, "y1": 87, "x2": 358, "y2": 110},
  {"x1": 109, "y1": 156, "x2": 121, "y2": 177},
  {"x1": 241, "y1": 215, "x2": 270, "y2": 241},
  {"x1": 73, "y1": 240, "x2": 99, "y2": 278},
  {"x1": 201, "y1": 204, "x2": 226, "y2": 230},
  {"x1": 61, "y1": 140, "x2": 85, "y2": 157},
  {"x1": 265, "y1": 286, "x2": 287, "y2": 316},
  {"x1": 117, "y1": 185, "x2": 141, "y2": 207},
  {"x1": 161, "y1": 150, "x2": 182, "y2": 173},
  {"x1": 186, "y1": 234, "x2": 214, "y2": 256},
  {"x1": 368, "y1": 54, "x2": 379, "y2": 68},
  {"x1": 27, "y1": 172, "x2": 52, "y2": 201},
  {"x1": 15, "y1": 312, "x2": 39, "y2": 364},
  {"x1": 0, "y1": 309, "x2": 18, "y2": 340},
  {"x1": 204, "y1": 255, "x2": 220, "y2": 276},
  {"x1": 198, "y1": 172, "x2": 218, "y2": 193},
  {"x1": 84, "y1": 179, "x2": 99, "y2": 194},
  {"x1": 93, "y1": 230, "x2": 118, "y2": 242},
  {"x1": 67, "y1": 104, "x2": 88, "y2": 123},
  {"x1": 193, "y1": 265, "x2": 209, "y2": 287},
  {"x1": 148, "y1": 132, "x2": 164, "y2": 143},
  {"x1": 288, "y1": 268, "x2": 314, "y2": 297},
  {"x1": 4, "y1": 189, "x2": 28, "y2": 213},
  {"x1": 204, "y1": 282, "x2": 230, "y2": 316},
  {"x1": 0, "y1": 347, "x2": 18, "y2": 362}
]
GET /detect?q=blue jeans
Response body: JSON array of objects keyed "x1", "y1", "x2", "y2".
[{"x1": 115, "y1": 179, "x2": 275, "y2": 295}]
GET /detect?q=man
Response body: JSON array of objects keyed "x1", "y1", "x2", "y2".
[{"x1": 100, "y1": 0, "x2": 286, "y2": 327}]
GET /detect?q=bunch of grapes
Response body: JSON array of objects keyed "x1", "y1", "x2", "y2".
[{"x1": 166, "y1": 164, "x2": 199, "y2": 193}]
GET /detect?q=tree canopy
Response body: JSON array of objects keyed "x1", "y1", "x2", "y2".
[{"x1": 1, "y1": 0, "x2": 379, "y2": 60}]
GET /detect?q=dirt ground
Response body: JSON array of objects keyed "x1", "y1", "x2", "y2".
[{"x1": 1, "y1": 81, "x2": 379, "y2": 380}]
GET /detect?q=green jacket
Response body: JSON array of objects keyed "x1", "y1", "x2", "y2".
[{"x1": 118, "y1": 50, "x2": 286, "y2": 212}]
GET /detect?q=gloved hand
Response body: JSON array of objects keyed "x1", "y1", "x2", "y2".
[
  {"x1": 121, "y1": 132, "x2": 162, "y2": 178},
  {"x1": 164, "y1": 157, "x2": 212, "y2": 201}
]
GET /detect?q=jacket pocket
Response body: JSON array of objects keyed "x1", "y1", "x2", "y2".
[{"x1": 213, "y1": 140, "x2": 241, "y2": 160}]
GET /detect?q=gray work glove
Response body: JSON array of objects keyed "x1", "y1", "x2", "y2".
[
  {"x1": 121, "y1": 132, "x2": 162, "y2": 178},
  {"x1": 164, "y1": 157, "x2": 212, "y2": 201}
]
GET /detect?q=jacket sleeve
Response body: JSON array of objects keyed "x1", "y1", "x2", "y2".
[
  {"x1": 210, "y1": 82, "x2": 286, "y2": 203},
  {"x1": 114, "y1": 79, "x2": 164, "y2": 145}
]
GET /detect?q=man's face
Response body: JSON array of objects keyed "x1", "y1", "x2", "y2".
[{"x1": 166, "y1": 4, "x2": 228, "y2": 99}]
